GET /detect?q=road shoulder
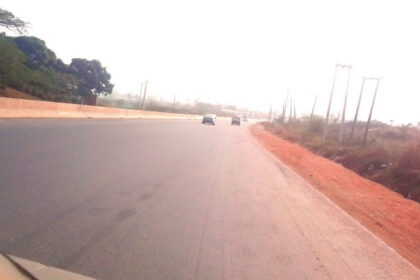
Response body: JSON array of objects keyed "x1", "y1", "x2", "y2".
[{"x1": 250, "y1": 123, "x2": 420, "y2": 270}]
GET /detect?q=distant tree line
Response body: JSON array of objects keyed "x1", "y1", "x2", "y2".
[{"x1": 0, "y1": 7, "x2": 113, "y2": 104}]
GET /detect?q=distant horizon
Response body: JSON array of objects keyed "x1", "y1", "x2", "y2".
[{"x1": 2, "y1": 0, "x2": 420, "y2": 124}]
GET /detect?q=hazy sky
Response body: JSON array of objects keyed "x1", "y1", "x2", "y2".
[{"x1": 2, "y1": 0, "x2": 420, "y2": 123}]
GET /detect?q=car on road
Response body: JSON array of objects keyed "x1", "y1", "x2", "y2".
[
  {"x1": 202, "y1": 114, "x2": 216, "y2": 125},
  {"x1": 242, "y1": 115, "x2": 248, "y2": 122},
  {"x1": 231, "y1": 115, "x2": 241, "y2": 126}
]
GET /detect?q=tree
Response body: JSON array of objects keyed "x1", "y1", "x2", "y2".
[
  {"x1": 0, "y1": 35, "x2": 80, "y2": 102},
  {"x1": 0, "y1": 32, "x2": 113, "y2": 104},
  {"x1": 70, "y1": 58, "x2": 113, "y2": 104},
  {"x1": 13, "y1": 36, "x2": 57, "y2": 69},
  {"x1": 0, "y1": 35, "x2": 30, "y2": 87},
  {"x1": 0, "y1": 8, "x2": 27, "y2": 34}
]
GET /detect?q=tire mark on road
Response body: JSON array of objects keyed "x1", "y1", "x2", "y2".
[
  {"x1": 56, "y1": 208, "x2": 136, "y2": 267},
  {"x1": 2, "y1": 185, "x2": 109, "y2": 252}
]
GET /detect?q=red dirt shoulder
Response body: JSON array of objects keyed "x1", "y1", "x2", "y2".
[{"x1": 250, "y1": 124, "x2": 420, "y2": 268}]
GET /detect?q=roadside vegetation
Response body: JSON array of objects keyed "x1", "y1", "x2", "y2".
[
  {"x1": 0, "y1": 8, "x2": 113, "y2": 104},
  {"x1": 0, "y1": 33, "x2": 113, "y2": 104},
  {"x1": 262, "y1": 117, "x2": 420, "y2": 202},
  {"x1": 97, "y1": 94, "x2": 265, "y2": 118}
]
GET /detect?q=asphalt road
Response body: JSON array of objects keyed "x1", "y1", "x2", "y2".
[{"x1": 0, "y1": 119, "x2": 419, "y2": 280}]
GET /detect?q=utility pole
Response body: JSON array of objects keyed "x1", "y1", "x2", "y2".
[
  {"x1": 323, "y1": 65, "x2": 339, "y2": 141},
  {"x1": 323, "y1": 64, "x2": 352, "y2": 141},
  {"x1": 338, "y1": 65, "x2": 353, "y2": 144},
  {"x1": 140, "y1": 80, "x2": 149, "y2": 110},
  {"x1": 268, "y1": 103, "x2": 273, "y2": 122},
  {"x1": 281, "y1": 99, "x2": 286, "y2": 122},
  {"x1": 289, "y1": 97, "x2": 293, "y2": 123},
  {"x1": 173, "y1": 94, "x2": 176, "y2": 109},
  {"x1": 310, "y1": 95, "x2": 317, "y2": 119},
  {"x1": 363, "y1": 78, "x2": 381, "y2": 146},
  {"x1": 349, "y1": 78, "x2": 366, "y2": 144},
  {"x1": 138, "y1": 82, "x2": 144, "y2": 109},
  {"x1": 293, "y1": 100, "x2": 297, "y2": 121},
  {"x1": 281, "y1": 89, "x2": 289, "y2": 122}
]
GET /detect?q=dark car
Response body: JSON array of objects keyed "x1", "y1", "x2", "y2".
[
  {"x1": 231, "y1": 115, "x2": 241, "y2": 125},
  {"x1": 202, "y1": 114, "x2": 216, "y2": 125}
]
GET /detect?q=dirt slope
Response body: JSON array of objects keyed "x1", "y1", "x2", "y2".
[
  {"x1": 0, "y1": 86, "x2": 38, "y2": 100},
  {"x1": 250, "y1": 124, "x2": 420, "y2": 269}
]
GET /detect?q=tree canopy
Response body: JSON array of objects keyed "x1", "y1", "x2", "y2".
[
  {"x1": 14, "y1": 36, "x2": 57, "y2": 69},
  {"x1": 0, "y1": 8, "x2": 113, "y2": 104},
  {"x1": 0, "y1": 34, "x2": 113, "y2": 103},
  {"x1": 0, "y1": 8, "x2": 27, "y2": 34},
  {"x1": 70, "y1": 58, "x2": 113, "y2": 98}
]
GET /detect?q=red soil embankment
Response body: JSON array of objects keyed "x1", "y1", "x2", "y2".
[
  {"x1": 250, "y1": 124, "x2": 420, "y2": 269},
  {"x1": 0, "y1": 86, "x2": 38, "y2": 100}
]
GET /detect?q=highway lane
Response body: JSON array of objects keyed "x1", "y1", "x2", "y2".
[{"x1": 0, "y1": 119, "x2": 419, "y2": 280}]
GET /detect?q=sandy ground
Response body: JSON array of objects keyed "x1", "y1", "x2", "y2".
[{"x1": 250, "y1": 123, "x2": 420, "y2": 269}]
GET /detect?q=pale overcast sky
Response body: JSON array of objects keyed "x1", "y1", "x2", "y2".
[{"x1": 2, "y1": 0, "x2": 420, "y2": 123}]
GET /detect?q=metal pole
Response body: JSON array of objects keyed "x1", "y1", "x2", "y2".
[
  {"x1": 282, "y1": 98, "x2": 286, "y2": 121},
  {"x1": 141, "y1": 81, "x2": 149, "y2": 110},
  {"x1": 282, "y1": 89, "x2": 289, "y2": 122},
  {"x1": 289, "y1": 97, "x2": 293, "y2": 122},
  {"x1": 349, "y1": 78, "x2": 365, "y2": 144},
  {"x1": 323, "y1": 65, "x2": 339, "y2": 141},
  {"x1": 363, "y1": 79, "x2": 380, "y2": 146},
  {"x1": 310, "y1": 96, "x2": 317, "y2": 119},
  {"x1": 339, "y1": 66, "x2": 352, "y2": 144},
  {"x1": 138, "y1": 82, "x2": 144, "y2": 109}
]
